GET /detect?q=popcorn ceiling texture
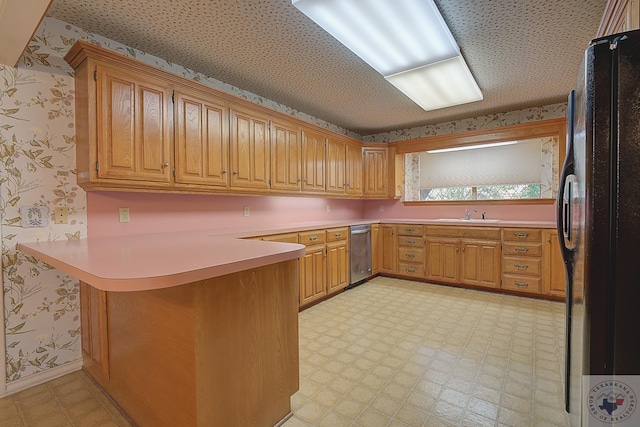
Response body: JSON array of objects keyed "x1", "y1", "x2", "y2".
[{"x1": 46, "y1": 0, "x2": 606, "y2": 135}]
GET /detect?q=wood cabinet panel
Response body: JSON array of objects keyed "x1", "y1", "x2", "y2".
[
  {"x1": 502, "y1": 228, "x2": 541, "y2": 242},
  {"x1": 270, "y1": 120, "x2": 301, "y2": 191},
  {"x1": 96, "y1": 64, "x2": 172, "y2": 183},
  {"x1": 363, "y1": 147, "x2": 388, "y2": 197},
  {"x1": 345, "y1": 142, "x2": 363, "y2": 196},
  {"x1": 503, "y1": 256, "x2": 542, "y2": 276},
  {"x1": 426, "y1": 238, "x2": 459, "y2": 283},
  {"x1": 299, "y1": 244, "x2": 327, "y2": 305},
  {"x1": 460, "y1": 240, "x2": 501, "y2": 288},
  {"x1": 174, "y1": 88, "x2": 229, "y2": 186},
  {"x1": 502, "y1": 274, "x2": 542, "y2": 294},
  {"x1": 256, "y1": 233, "x2": 299, "y2": 243},
  {"x1": 543, "y1": 230, "x2": 567, "y2": 298},
  {"x1": 379, "y1": 224, "x2": 397, "y2": 274},
  {"x1": 229, "y1": 106, "x2": 270, "y2": 189},
  {"x1": 326, "y1": 137, "x2": 346, "y2": 194},
  {"x1": 598, "y1": 0, "x2": 640, "y2": 36},
  {"x1": 80, "y1": 282, "x2": 109, "y2": 381},
  {"x1": 371, "y1": 224, "x2": 380, "y2": 274},
  {"x1": 327, "y1": 240, "x2": 349, "y2": 294},
  {"x1": 502, "y1": 242, "x2": 542, "y2": 257},
  {"x1": 301, "y1": 129, "x2": 326, "y2": 193},
  {"x1": 326, "y1": 227, "x2": 349, "y2": 242}
]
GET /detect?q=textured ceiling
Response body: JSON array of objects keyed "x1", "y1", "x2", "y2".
[{"x1": 46, "y1": 0, "x2": 607, "y2": 136}]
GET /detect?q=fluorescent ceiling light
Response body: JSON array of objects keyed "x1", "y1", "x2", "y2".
[
  {"x1": 427, "y1": 141, "x2": 517, "y2": 154},
  {"x1": 292, "y1": 0, "x2": 482, "y2": 111}
]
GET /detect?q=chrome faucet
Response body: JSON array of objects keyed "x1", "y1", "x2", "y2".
[{"x1": 465, "y1": 209, "x2": 477, "y2": 220}]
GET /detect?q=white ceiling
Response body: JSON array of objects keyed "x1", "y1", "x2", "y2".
[{"x1": 46, "y1": 0, "x2": 608, "y2": 136}]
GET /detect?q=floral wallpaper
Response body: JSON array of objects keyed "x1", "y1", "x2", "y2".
[
  {"x1": 2, "y1": 16, "x2": 568, "y2": 385},
  {"x1": 363, "y1": 103, "x2": 567, "y2": 143}
]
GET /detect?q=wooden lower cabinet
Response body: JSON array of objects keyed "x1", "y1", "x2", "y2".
[
  {"x1": 80, "y1": 282, "x2": 109, "y2": 382},
  {"x1": 371, "y1": 224, "x2": 380, "y2": 274},
  {"x1": 299, "y1": 243, "x2": 327, "y2": 306},
  {"x1": 543, "y1": 229, "x2": 567, "y2": 298},
  {"x1": 460, "y1": 240, "x2": 501, "y2": 288},
  {"x1": 425, "y1": 238, "x2": 460, "y2": 283},
  {"x1": 327, "y1": 240, "x2": 349, "y2": 294},
  {"x1": 79, "y1": 260, "x2": 299, "y2": 427},
  {"x1": 379, "y1": 224, "x2": 397, "y2": 274}
]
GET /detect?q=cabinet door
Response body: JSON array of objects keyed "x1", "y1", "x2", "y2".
[
  {"x1": 96, "y1": 64, "x2": 171, "y2": 183},
  {"x1": 299, "y1": 244, "x2": 327, "y2": 306},
  {"x1": 229, "y1": 107, "x2": 270, "y2": 189},
  {"x1": 301, "y1": 129, "x2": 326, "y2": 192},
  {"x1": 326, "y1": 137, "x2": 346, "y2": 194},
  {"x1": 371, "y1": 224, "x2": 380, "y2": 274},
  {"x1": 327, "y1": 241, "x2": 349, "y2": 294},
  {"x1": 80, "y1": 282, "x2": 110, "y2": 381},
  {"x1": 345, "y1": 142, "x2": 363, "y2": 196},
  {"x1": 460, "y1": 240, "x2": 501, "y2": 288},
  {"x1": 174, "y1": 88, "x2": 229, "y2": 186},
  {"x1": 379, "y1": 224, "x2": 397, "y2": 274},
  {"x1": 270, "y1": 120, "x2": 301, "y2": 191},
  {"x1": 426, "y1": 238, "x2": 459, "y2": 283},
  {"x1": 363, "y1": 147, "x2": 388, "y2": 197},
  {"x1": 543, "y1": 230, "x2": 567, "y2": 297}
]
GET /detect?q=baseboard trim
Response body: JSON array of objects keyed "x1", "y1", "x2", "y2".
[{"x1": 1, "y1": 359, "x2": 83, "y2": 398}]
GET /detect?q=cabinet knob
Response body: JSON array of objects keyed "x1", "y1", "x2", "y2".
[
  {"x1": 222, "y1": 169, "x2": 227, "y2": 174},
  {"x1": 233, "y1": 171, "x2": 238, "y2": 175},
  {"x1": 162, "y1": 162, "x2": 169, "y2": 168}
]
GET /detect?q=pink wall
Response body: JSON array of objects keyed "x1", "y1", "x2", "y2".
[
  {"x1": 362, "y1": 199, "x2": 557, "y2": 222},
  {"x1": 87, "y1": 192, "x2": 366, "y2": 237},
  {"x1": 88, "y1": 192, "x2": 556, "y2": 238}
]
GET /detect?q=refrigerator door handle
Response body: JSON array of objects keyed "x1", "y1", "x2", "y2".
[{"x1": 557, "y1": 90, "x2": 576, "y2": 259}]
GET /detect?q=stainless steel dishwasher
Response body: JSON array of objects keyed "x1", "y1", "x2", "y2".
[{"x1": 347, "y1": 224, "x2": 372, "y2": 288}]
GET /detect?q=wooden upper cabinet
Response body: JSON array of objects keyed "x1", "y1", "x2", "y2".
[
  {"x1": 96, "y1": 64, "x2": 172, "y2": 183},
  {"x1": 229, "y1": 106, "x2": 270, "y2": 189},
  {"x1": 598, "y1": 0, "x2": 640, "y2": 36},
  {"x1": 270, "y1": 119, "x2": 301, "y2": 191},
  {"x1": 301, "y1": 128, "x2": 326, "y2": 193},
  {"x1": 174, "y1": 86, "x2": 229, "y2": 187},
  {"x1": 363, "y1": 147, "x2": 389, "y2": 197},
  {"x1": 326, "y1": 137, "x2": 346, "y2": 194},
  {"x1": 345, "y1": 141, "x2": 363, "y2": 196}
]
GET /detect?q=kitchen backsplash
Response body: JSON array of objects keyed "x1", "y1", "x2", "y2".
[{"x1": 1, "y1": 16, "x2": 565, "y2": 386}]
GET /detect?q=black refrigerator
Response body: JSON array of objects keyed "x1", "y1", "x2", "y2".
[{"x1": 559, "y1": 29, "x2": 640, "y2": 426}]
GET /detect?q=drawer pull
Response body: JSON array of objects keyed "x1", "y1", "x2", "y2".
[
  {"x1": 514, "y1": 264, "x2": 529, "y2": 270},
  {"x1": 515, "y1": 282, "x2": 529, "y2": 288},
  {"x1": 515, "y1": 247, "x2": 529, "y2": 253},
  {"x1": 405, "y1": 228, "x2": 415, "y2": 233},
  {"x1": 515, "y1": 232, "x2": 529, "y2": 238},
  {"x1": 335, "y1": 233, "x2": 342, "y2": 237},
  {"x1": 406, "y1": 268, "x2": 416, "y2": 273},
  {"x1": 309, "y1": 236, "x2": 317, "y2": 241},
  {"x1": 406, "y1": 239, "x2": 415, "y2": 244},
  {"x1": 405, "y1": 254, "x2": 415, "y2": 259}
]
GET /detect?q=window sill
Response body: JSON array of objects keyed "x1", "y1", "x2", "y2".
[{"x1": 403, "y1": 198, "x2": 556, "y2": 206}]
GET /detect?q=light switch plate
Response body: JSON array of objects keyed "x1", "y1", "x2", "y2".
[{"x1": 119, "y1": 207, "x2": 130, "y2": 223}]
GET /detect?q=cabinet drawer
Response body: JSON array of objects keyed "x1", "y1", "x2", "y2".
[
  {"x1": 258, "y1": 233, "x2": 300, "y2": 243},
  {"x1": 502, "y1": 242, "x2": 542, "y2": 257},
  {"x1": 502, "y1": 228, "x2": 541, "y2": 242},
  {"x1": 299, "y1": 231, "x2": 326, "y2": 246},
  {"x1": 398, "y1": 247, "x2": 424, "y2": 264},
  {"x1": 425, "y1": 226, "x2": 501, "y2": 240},
  {"x1": 397, "y1": 225, "x2": 423, "y2": 236},
  {"x1": 502, "y1": 274, "x2": 542, "y2": 294},
  {"x1": 502, "y1": 256, "x2": 541, "y2": 276},
  {"x1": 398, "y1": 262, "x2": 425, "y2": 278},
  {"x1": 326, "y1": 227, "x2": 348, "y2": 242},
  {"x1": 398, "y1": 236, "x2": 424, "y2": 248}
]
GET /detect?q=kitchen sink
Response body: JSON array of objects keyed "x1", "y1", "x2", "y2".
[{"x1": 433, "y1": 218, "x2": 501, "y2": 223}]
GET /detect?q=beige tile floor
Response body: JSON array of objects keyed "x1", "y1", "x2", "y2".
[{"x1": 0, "y1": 276, "x2": 568, "y2": 427}]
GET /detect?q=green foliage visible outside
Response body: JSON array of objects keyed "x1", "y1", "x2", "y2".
[{"x1": 421, "y1": 184, "x2": 541, "y2": 201}]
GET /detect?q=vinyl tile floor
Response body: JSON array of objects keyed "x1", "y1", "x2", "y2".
[{"x1": 0, "y1": 277, "x2": 568, "y2": 427}]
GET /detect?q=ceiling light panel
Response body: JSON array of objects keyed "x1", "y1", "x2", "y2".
[
  {"x1": 292, "y1": 0, "x2": 459, "y2": 76},
  {"x1": 385, "y1": 56, "x2": 483, "y2": 111},
  {"x1": 292, "y1": 0, "x2": 482, "y2": 111}
]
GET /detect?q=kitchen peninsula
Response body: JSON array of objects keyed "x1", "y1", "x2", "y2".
[{"x1": 18, "y1": 232, "x2": 305, "y2": 427}]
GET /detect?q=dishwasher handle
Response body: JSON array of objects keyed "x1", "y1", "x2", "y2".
[{"x1": 351, "y1": 229, "x2": 370, "y2": 235}]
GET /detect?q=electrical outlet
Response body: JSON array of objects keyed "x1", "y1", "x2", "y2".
[
  {"x1": 243, "y1": 206, "x2": 250, "y2": 217},
  {"x1": 326, "y1": 204, "x2": 331, "y2": 213},
  {"x1": 379, "y1": 205, "x2": 384, "y2": 212},
  {"x1": 119, "y1": 207, "x2": 130, "y2": 223},
  {"x1": 54, "y1": 207, "x2": 68, "y2": 224}
]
